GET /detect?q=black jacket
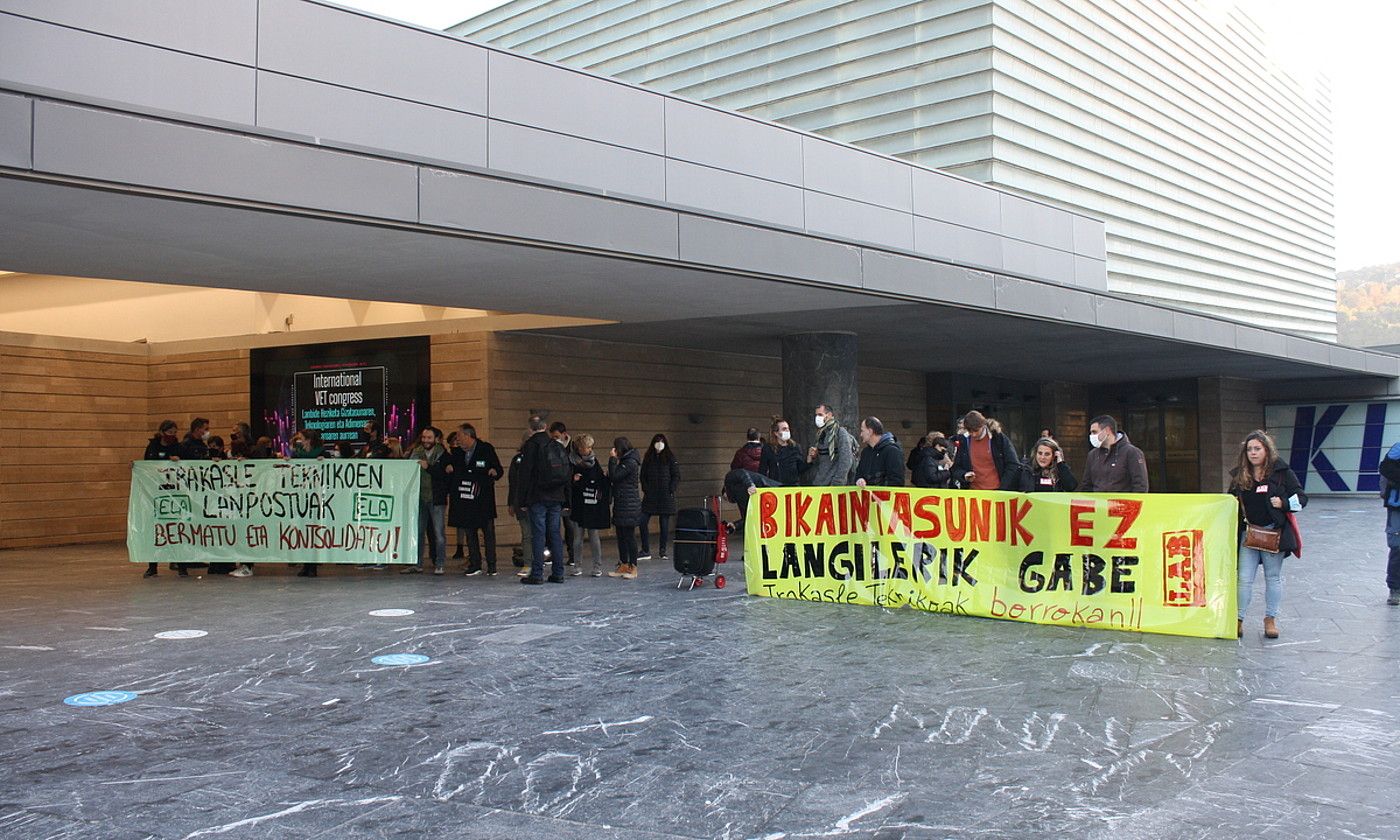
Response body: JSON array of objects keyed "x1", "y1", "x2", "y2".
[
  {"x1": 1018, "y1": 461, "x2": 1078, "y2": 493},
  {"x1": 760, "y1": 442, "x2": 805, "y2": 486},
  {"x1": 178, "y1": 434, "x2": 211, "y2": 461},
  {"x1": 446, "y1": 440, "x2": 503, "y2": 527},
  {"x1": 640, "y1": 453, "x2": 680, "y2": 515},
  {"x1": 911, "y1": 445, "x2": 953, "y2": 488},
  {"x1": 609, "y1": 448, "x2": 643, "y2": 527},
  {"x1": 1229, "y1": 459, "x2": 1306, "y2": 557},
  {"x1": 569, "y1": 455, "x2": 612, "y2": 530},
  {"x1": 854, "y1": 434, "x2": 905, "y2": 487},
  {"x1": 518, "y1": 431, "x2": 568, "y2": 506},
  {"x1": 952, "y1": 432, "x2": 1022, "y2": 491},
  {"x1": 507, "y1": 450, "x2": 526, "y2": 510},
  {"x1": 144, "y1": 435, "x2": 181, "y2": 460}
]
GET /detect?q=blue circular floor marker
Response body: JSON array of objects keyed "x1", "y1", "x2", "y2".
[
  {"x1": 64, "y1": 690, "x2": 138, "y2": 707},
  {"x1": 371, "y1": 653, "x2": 430, "y2": 666}
]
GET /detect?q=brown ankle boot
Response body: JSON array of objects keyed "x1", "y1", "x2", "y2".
[
  {"x1": 1237, "y1": 619, "x2": 1243, "y2": 638},
  {"x1": 621, "y1": 563, "x2": 638, "y2": 579},
  {"x1": 1263, "y1": 616, "x2": 1279, "y2": 639}
]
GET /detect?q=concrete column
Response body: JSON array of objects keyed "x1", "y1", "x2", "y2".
[
  {"x1": 1198, "y1": 376, "x2": 1263, "y2": 492},
  {"x1": 783, "y1": 332, "x2": 858, "y2": 452}
]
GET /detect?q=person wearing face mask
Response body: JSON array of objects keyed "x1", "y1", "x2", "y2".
[
  {"x1": 179, "y1": 417, "x2": 213, "y2": 461},
  {"x1": 1081, "y1": 415, "x2": 1149, "y2": 493},
  {"x1": 952, "y1": 411, "x2": 1022, "y2": 491},
  {"x1": 1017, "y1": 437, "x2": 1078, "y2": 493},
  {"x1": 1229, "y1": 430, "x2": 1305, "y2": 639},
  {"x1": 142, "y1": 420, "x2": 185, "y2": 578},
  {"x1": 911, "y1": 432, "x2": 954, "y2": 489},
  {"x1": 637, "y1": 433, "x2": 680, "y2": 562},
  {"x1": 724, "y1": 417, "x2": 802, "y2": 521},
  {"x1": 807, "y1": 404, "x2": 856, "y2": 487},
  {"x1": 853, "y1": 416, "x2": 905, "y2": 487}
]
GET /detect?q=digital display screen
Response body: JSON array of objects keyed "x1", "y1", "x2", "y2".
[{"x1": 250, "y1": 337, "x2": 430, "y2": 455}]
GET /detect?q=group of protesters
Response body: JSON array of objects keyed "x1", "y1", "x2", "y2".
[
  {"x1": 139, "y1": 414, "x2": 684, "y2": 585},
  {"x1": 722, "y1": 407, "x2": 1149, "y2": 517}
]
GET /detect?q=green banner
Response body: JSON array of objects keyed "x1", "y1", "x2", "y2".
[{"x1": 127, "y1": 459, "x2": 420, "y2": 565}]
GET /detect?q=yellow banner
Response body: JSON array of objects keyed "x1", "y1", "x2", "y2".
[{"x1": 744, "y1": 487, "x2": 1237, "y2": 639}]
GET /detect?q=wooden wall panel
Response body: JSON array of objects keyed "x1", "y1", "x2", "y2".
[
  {"x1": 484, "y1": 332, "x2": 926, "y2": 546},
  {"x1": 431, "y1": 333, "x2": 490, "y2": 441},
  {"x1": 0, "y1": 342, "x2": 149, "y2": 549},
  {"x1": 146, "y1": 349, "x2": 251, "y2": 441}
]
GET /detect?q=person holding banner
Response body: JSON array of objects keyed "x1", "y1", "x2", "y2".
[
  {"x1": 1229, "y1": 430, "x2": 1306, "y2": 639},
  {"x1": 142, "y1": 420, "x2": 185, "y2": 578},
  {"x1": 1018, "y1": 437, "x2": 1078, "y2": 493},
  {"x1": 725, "y1": 418, "x2": 804, "y2": 522},
  {"x1": 853, "y1": 417, "x2": 905, "y2": 487},
  {"x1": 402, "y1": 426, "x2": 450, "y2": 576},
  {"x1": 446, "y1": 424, "x2": 503, "y2": 576},
  {"x1": 293, "y1": 429, "x2": 329, "y2": 577}
]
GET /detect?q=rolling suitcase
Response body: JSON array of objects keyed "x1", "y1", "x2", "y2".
[{"x1": 672, "y1": 496, "x2": 728, "y2": 590}]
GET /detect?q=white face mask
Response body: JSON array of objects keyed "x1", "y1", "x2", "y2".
[
  {"x1": 778, "y1": 430, "x2": 791, "y2": 442},
  {"x1": 653, "y1": 442, "x2": 665, "y2": 452},
  {"x1": 815, "y1": 415, "x2": 826, "y2": 428},
  {"x1": 201, "y1": 431, "x2": 211, "y2": 442},
  {"x1": 1088, "y1": 432, "x2": 1101, "y2": 449}
]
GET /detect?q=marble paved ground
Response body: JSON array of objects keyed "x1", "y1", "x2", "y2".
[{"x1": 1, "y1": 497, "x2": 1398, "y2": 839}]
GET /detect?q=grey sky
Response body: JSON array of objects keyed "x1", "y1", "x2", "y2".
[{"x1": 337, "y1": 0, "x2": 1397, "y2": 272}]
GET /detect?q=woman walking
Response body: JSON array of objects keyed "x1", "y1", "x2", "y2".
[{"x1": 1229, "y1": 430, "x2": 1306, "y2": 639}]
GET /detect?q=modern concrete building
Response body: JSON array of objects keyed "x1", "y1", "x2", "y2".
[
  {"x1": 455, "y1": 0, "x2": 1339, "y2": 340},
  {"x1": 0, "y1": 0, "x2": 1389, "y2": 557}
]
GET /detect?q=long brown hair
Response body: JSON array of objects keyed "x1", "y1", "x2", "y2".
[
  {"x1": 1029, "y1": 437, "x2": 1062, "y2": 478},
  {"x1": 770, "y1": 416, "x2": 794, "y2": 448},
  {"x1": 1232, "y1": 430, "x2": 1279, "y2": 492}
]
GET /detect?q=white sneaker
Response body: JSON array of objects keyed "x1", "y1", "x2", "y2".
[
  {"x1": 230, "y1": 566, "x2": 253, "y2": 578},
  {"x1": 569, "y1": 568, "x2": 583, "y2": 576},
  {"x1": 516, "y1": 569, "x2": 529, "y2": 576},
  {"x1": 635, "y1": 552, "x2": 652, "y2": 562}
]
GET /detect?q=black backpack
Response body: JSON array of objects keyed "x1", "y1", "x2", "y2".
[{"x1": 537, "y1": 440, "x2": 571, "y2": 490}]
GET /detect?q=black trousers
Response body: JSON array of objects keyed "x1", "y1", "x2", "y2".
[{"x1": 462, "y1": 521, "x2": 497, "y2": 572}]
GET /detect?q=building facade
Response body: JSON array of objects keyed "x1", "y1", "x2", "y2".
[{"x1": 455, "y1": 0, "x2": 1339, "y2": 340}]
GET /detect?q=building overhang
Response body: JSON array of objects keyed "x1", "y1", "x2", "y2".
[{"x1": 0, "y1": 1, "x2": 1389, "y2": 385}]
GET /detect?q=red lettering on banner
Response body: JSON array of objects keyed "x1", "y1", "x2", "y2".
[
  {"x1": 913, "y1": 495, "x2": 941, "y2": 539},
  {"x1": 967, "y1": 498, "x2": 991, "y2": 542},
  {"x1": 794, "y1": 492, "x2": 813, "y2": 537},
  {"x1": 1009, "y1": 498, "x2": 1034, "y2": 546},
  {"x1": 758, "y1": 492, "x2": 779, "y2": 539},
  {"x1": 890, "y1": 492, "x2": 912, "y2": 536},
  {"x1": 1162, "y1": 529, "x2": 1205, "y2": 607},
  {"x1": 945, "y1": 496, "x2": 967, "y2": 541},
  {"x1": 1105, "y1": 499, "x2": 1142, "y2": 549},
  {"x1": 815, "y1": 494, "x2": 836, "y2": 535},
  {"x1": 851, "y1": 490, "x2": 871, "y2": 532},
  {"x1": 1069, "y1": 500, "x2": 1094, "y2": 546}
]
